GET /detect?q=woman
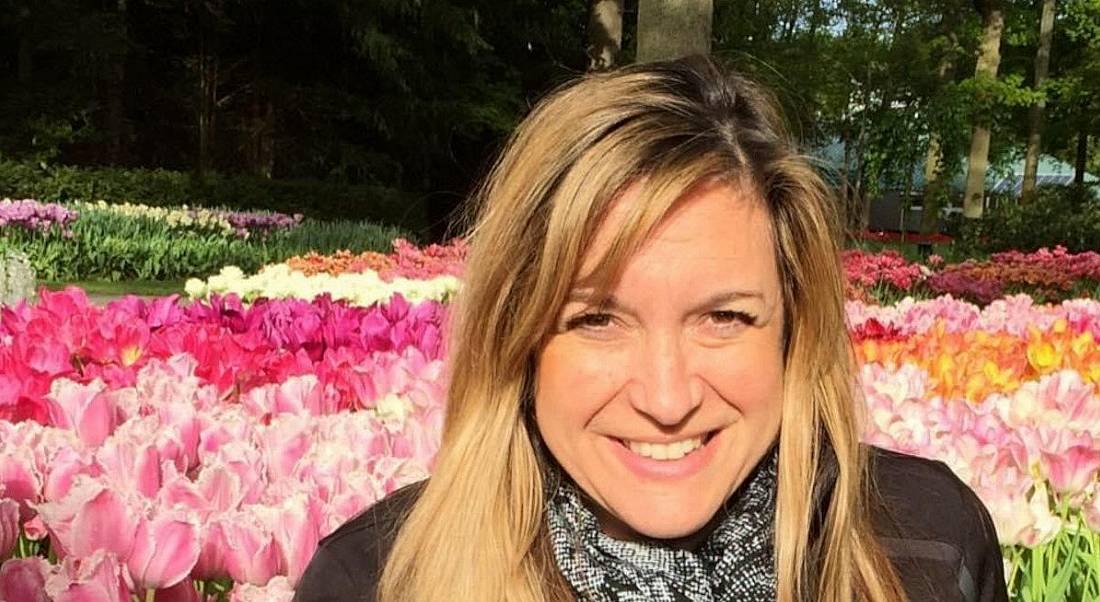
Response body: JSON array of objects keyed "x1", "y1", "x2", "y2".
[{"x1": 294, "y1": 56, "x2": 1008, "y2": 602}]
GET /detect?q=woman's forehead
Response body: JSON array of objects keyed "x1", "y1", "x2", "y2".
[{"x1": 575, "y1": 178, "x2": 773, "y2": 284}]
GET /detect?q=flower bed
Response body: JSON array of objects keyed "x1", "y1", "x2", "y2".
[
  {"x1": 4, "y1": 239, "x2": 1100, "y2": 600},
  {"x1": 284, "y1": 238, "x2": 467, "y2": 280},
  {"x1": 0, "y1": 198, "x2": 404, "y2": 282},
  {"x1": 0, "y1": 288, "x2": 446, "y2": 599},
  {"x1": 844, "y1": 246, "x2": 1100, "y2": 306},
  {"x1": 79, "y1": 201, "x2": 304, "y2": 239}
]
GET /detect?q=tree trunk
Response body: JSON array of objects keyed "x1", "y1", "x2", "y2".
[
  {"x1": 587, "y1": 0, "x2": 624, "y2": 71},
  {"x1": 922, "y1": 25, "x2": 960, "y2": 235},
  {"x1": 840, "y1": 129, "x2": 851, "y2": 226},
  {"x1": 962, "y1": 1, "x2": 1004, "y2": 219},
  {"x1": 636, "y1": 0, "x2": 713, "y2": 62},
  {"x1": 1021, "y1": 0, "x2": 1057, "y2": 201},
  {"x1": 245, "y1": 93, "x2": 276, "y2": 178},
  {"x1": 1076, "y1": 131, "x2": 1089, "y2": 185}
]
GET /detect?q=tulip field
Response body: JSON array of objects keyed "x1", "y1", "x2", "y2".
[{"x1": 1, "y1": 237, "x2": 1100, "y2": 600}]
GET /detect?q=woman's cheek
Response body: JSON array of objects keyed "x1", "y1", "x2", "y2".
[
  {"x1": 698, "y1": 345, "x2": 784, "y2": 411},
  {"x1": 537, "y1": 340, "x2": 627, "y2": 410}
]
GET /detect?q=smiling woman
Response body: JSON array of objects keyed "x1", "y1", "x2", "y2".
[{"x1": 293, "y1": 56, "x2": 1008, "y2": 602}]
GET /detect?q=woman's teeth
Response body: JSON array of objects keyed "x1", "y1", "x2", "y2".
[{"x1": 623, "y1": 435, "x2": 705, "y2": 460}]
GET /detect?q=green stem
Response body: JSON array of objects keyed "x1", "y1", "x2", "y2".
[{"x1": 145, "y1": 589, "x2": 155, "y2": 602}]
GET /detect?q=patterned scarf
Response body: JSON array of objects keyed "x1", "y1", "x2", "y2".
[{"x1": 545, "y1": 447, "x2": 779, "y2": 602}]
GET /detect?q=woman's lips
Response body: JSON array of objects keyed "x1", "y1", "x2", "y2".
[{"x1": 607, "y1": 428, "x2": 723, "y2": 481}]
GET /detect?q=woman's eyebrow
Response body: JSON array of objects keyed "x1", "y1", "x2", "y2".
[
  {"x1": 687, "y1": 290, "x2": 765, "y2": 315},
  {"x1": 565, "y1": 289, "x2": 765, "y2": 315}
]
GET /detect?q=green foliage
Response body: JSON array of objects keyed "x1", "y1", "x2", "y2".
[
  {"x1": 0, "y1": 202, "x2": 407, "y2": 282},
  {"x1": 0, "y1": 161, "x2": 425, "y2": 232},
  {"x1": 957, "y1": 184, "x2": 1100, "y2": 254}
]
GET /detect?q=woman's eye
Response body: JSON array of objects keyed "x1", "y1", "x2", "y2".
[
  {"x1": 565, "y1": 312, "x2": 613, "y2": 330},
  {"x1": 708, "y1": 310, "x2": 756, "y2": 327}
]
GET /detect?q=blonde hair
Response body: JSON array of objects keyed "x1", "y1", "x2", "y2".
[{"x1": 377, "y1": 56, "x2": 907, "y2": 602}]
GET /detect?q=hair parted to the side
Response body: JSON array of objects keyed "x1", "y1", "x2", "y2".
[{"x1": 376, "y1": 55, "x2": 908, "y2": 602}]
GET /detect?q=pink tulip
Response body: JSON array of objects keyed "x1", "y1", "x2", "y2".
[
  {"x1": 257, "y1": 416, "x2": 311, "y2": 482},
  {"x1": 0, "y1": 449, "x2": 41, "y2": 521},
  {"x1": 45, "y1": 549, "x2": 131, "y2": 602},
  {"x1": 127, "y1": 513, "x2": 201, "y2": 590},
  {"x1": 35, "y1": 478, "x2": 138, "y2": 561},
  {"x1": 228, "y1": 575, "x2": 294, "y2": 602},
  {"x1": 43, "y1": 446, "x2": 99, "y2": 503},
  {"x1": 46, "y1": 379, "x2": 118, "y2": 447},
  {"x1": 95, "y1": 431, "x2": 163, "y2": 499},
  {"x1": 256, "y1": 495, "x2": 324, "y2": 585},
  {"x1": 206, "y1": 512, "x2": 282, "y2": 585},
  {"x1": 1042, "y1": 444, "x2": 1100, "y2": 497},
  {"x1": 0, "y1": 498, "x2": 18, "y2": 558},
  {"x1": 0, "y1": 556, "x2": 53, "y2": 602}
]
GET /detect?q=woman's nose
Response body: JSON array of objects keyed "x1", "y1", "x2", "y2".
[{"x1": 627, "y1": 332, "x2": 704, "y2": 426}]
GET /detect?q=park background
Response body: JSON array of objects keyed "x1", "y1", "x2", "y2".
[{"x1": 1, "y1": 1, "x2": 1100, "y2": 601}]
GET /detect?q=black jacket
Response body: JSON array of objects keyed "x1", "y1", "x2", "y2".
[{"x1": 293, "y1": 446, "x2": 1009, "y2": 602}]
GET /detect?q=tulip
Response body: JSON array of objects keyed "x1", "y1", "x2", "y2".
[
  {"x1": 0, "y1": 450, "x2": 40, "y2": 522},
  {"x1": 35, "y1": 478, "x2": 138, "y2": 560},
  {"x1": 1041, "y1": 445, "x2": 1100, "y2": 497},
  {"x1": 127, "y1": 512, "x2": 201, "y2": 590},
  {"x1": 44, "y1": 548, "x2": 131, "y2": 602},
  {"x1": 211, "y1": 511, "x2": 282, "y2": 585},
  {"x1": 227, "y1": 575, "x2": 294, "y2": 602},
  {"x1": 0, "y1": 556, "x2": 53, "y2": 602},
  {"x1": 0, "y1": 498, "x2": 18, "y2": 558},
  {"x1": 46, "y1": 379, "x2": 118, "y2": 448}
]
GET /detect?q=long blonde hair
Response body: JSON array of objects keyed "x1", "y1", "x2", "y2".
[{"x1": 377, "y1": 56, "x2": 906, "y2": 602}]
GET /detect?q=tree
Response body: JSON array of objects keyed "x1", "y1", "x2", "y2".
[
  {"x1": 587, "y1": 0, "x2": 624, "y2": 71},
  {"x1": 962, "y1": 0, "x2": 1005, "y2": 219},
  {"x1": 921, "y1": 2, "x2": 966, "y2": 235},
  {"x1": 637, "y1": 0, "x2": 713, "y2": 62},
  {"x1": 1021, "y1": 0, "x2": 1057, "y2": 200}
]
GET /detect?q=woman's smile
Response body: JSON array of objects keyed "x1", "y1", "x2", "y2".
[{"x1": 607, "y1": 427, "x2": 725, "y2": 480}]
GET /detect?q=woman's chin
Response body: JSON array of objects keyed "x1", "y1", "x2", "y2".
[{"x1": 601, "y1": 500, "x2": 722, "y2": 542}]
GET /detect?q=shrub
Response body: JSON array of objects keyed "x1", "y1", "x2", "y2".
[
  {"x1": 958, "y1": 185, "x2": 1100, "y2": 254},
  {"x1": 0, "y1": 160, "x2": 427, "y2": 233}
]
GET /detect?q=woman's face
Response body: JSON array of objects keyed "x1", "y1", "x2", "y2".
[{"x1": 534, "y1": 179, "x2": 786, "y2": 542}]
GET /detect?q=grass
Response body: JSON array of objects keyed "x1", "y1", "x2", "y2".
[{"x1": 41, "y1": 279, "x2": 186, "y2": 297}]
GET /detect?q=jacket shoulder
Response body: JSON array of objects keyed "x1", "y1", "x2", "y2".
[
  {"x1": 293, "y1": 480, "x2": 427, "y2": 602},
  {"x1": 865, "y1": 446, "x2": 1008, "y2": 602}
]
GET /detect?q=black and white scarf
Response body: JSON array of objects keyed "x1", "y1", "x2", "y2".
[{"x1": 545, "y1": 447, "x2": 779, "y2": 602}]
